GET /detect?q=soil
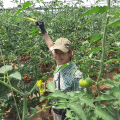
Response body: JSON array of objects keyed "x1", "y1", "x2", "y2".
[{"x1": 3, "y1": 70, "x2": 118, "y2": 120}]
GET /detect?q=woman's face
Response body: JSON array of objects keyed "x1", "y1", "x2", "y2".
[{"x1": 54, "y1": 49, "x2": 72, "y2": 65}]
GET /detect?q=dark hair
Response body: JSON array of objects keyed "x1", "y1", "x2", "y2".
[{"x1": 68, "y1": 50, "x2": 74, "y2": 61}]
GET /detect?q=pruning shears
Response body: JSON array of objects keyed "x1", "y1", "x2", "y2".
[{"x1": 25, "y1": 17, "x2": 37, "y2": 22}]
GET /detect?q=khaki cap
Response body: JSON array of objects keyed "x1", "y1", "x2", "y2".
[{"x1": 53, "y1": 38, "x2": 71, "y2": 53}]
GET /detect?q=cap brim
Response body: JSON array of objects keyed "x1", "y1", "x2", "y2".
[{"x1": 53, "y1": 46, "x2": 68, "y2": 53}]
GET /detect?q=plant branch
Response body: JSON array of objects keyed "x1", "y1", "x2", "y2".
[
  {"x1": 27, "y1": 102, "x2": 64, "y2": 120},
  {"x1": 96, "y1": 0, "x2": 110, "y2": 96},
  {"x1": 22, "y1": 91, "x2": 27, "y2": 120},
  {"x1": 0, "y1": 80, "x2": 23, "y2": 96},
  {"x1": 28, "y1": 83, "x2": 37, "y2": 95}
]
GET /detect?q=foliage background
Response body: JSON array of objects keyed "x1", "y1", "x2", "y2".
[{"x1": 0, "y1": 0, "x2": 120, "y2": 119}]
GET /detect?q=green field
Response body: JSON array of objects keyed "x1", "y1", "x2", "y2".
[{"x1": 0, "y1": 0, "x2": 120, "y2": 120}]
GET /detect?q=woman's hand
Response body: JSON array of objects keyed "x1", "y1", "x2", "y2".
[{"x1": 36, "y1": 20, "x2": 47, "y2": 34}]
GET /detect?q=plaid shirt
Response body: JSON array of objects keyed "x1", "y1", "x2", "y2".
[{"x1": 53, "y1": 61, "x2": 83, "y2": 93}]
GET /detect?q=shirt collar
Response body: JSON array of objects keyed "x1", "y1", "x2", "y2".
[{"x1": 57, "y1": 60, "x2": 73, "y2": 68}]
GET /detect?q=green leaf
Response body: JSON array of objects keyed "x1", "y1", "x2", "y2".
[
  {"x1": 66, "y1": 91, "x2": 75, "y2": 97},
  {"x1": 55, "y1": 103, "x2": 66, "y2": 109},
  {"x1": 84, "y1": 59, "x2": 91, "y2": 65},
  {"x1": 95, "y1": 106, "x2": 114, "y2": 120},
  {"x1": 49, "y1": 90, "x2": 70, "y2": 99},
  {"x1": 5, "y1": 11, "x2": 11, "y2": 15},
  {"x1": 30, "y1": 106, "x2": 37, "y2": 115},
  {"x1": 110, "y1": 87, "x2": 120, "y2": 98},
  {"x1": 114, "y1": 14, "x2": 120, "y2": 17},
  {"x1": 58, "y1": 99, "x2": 67, "y2": 103},
  {"x1": 88, "y1": 52, "x2": 93, "y2": 59},
  {"x1": 88, "y1": 46, "x2": 102, "y2": 56},
  {"x1": 104, "y1": 83, "x2": 114, "y2": 88},
  {"x1": 107, "y1": 105, "x2": 119, "y2": 119},
  {"x1": 8, "y1": 101, "x2": 15, "y2": 106},
  {"x1": 112, "y1": 99, "x2": 120, "y2": 106},
  {"x1": 95, "y1": 94, "x2": 115, "y2": 101},
  {"x1": 8, "y1": 72, "x2": 21, "y2": 80},
  {"x1": 46, "y1": 81, "x2": 55, "y2": 93},
  {"x1": 115, "y1": 31, "x2": 120, "y2": 37},
  {"x1": 82, "y1": 41, "x2": 89, "y2": 45},
  {"x1": 90, "y1": 116, "x2": 97, "y2": 120},
  {"x1": 84, "y1": 92, "x2": 94, "y2": 99},
  {"x1": 85, "y1": 108, "x2": 96, "y2": 119},
  {"x1": 88, "y1": 48, "x2": 95, "y2": 56},
  {"x1": 74, "y1": 115, "x2": 80, "y2": 120},
  {"x1": 9, "y1": 1, "x2": 34, "y2": 21},
  {"x1": 90, "y1": 34, "x2": 102, "y2": 43},
  {"x1": 80, "y1": 46, "x2": 85, "y2": 50},
  {"x1": 53, "y1": 62, "x2": 72, "y2": 75},
  {"x1": 98, "y1": 78, "x2": 111, "y2": 84},
  {"x1": 65, "y1": 109, "x2": 73, "y2": 119},
  {"x1": 22, "y1": 1, "x2": 34, "y2": 9},
  {"x1": 80, "y1": 6, "x2": 108, "y2": 18},
  {"x1": 39, "y1": 96, "x2": 47, "y2": 102},
  {"x1": 80, "y1": 96, "x2": 95, "y2": 108},
  {"x1": 113, "y1": 74, "x2": 120, "y2": 81},
  {"x1": 115, "y1": 42, "x2": 120, "y2": 47},
  {"x1": 104, "y1": 58, "x2": 120, "y2": 64},
  {"x1": 107, "y1": 81, "x2": 119, "y2": 86},
  {"x1": 106, "y1": 18, "x2": 120, "y2": 27},
  {"x1": 69, "y1": 102, "x2": 87, "y2": 120},
  {"x1": 94, "y1": 46, "x2": 102, "y2": 53},
  {"x1": 0, "y1": 65, "x2": 12, "y2": 74},
  {"x1": 9, "y1": 9, "x2": 22, "y2": 21}
]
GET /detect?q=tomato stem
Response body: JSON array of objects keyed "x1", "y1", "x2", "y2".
[
  {"x1": 28, "y1": 83, "x2": 37, "y2": 95},
  {"x1": 0, "y1": 80, "x2": 23, "y2": 96},
  {"x1": 22, "y1": 91, "x2": 27, "y2": 120},
  {"x1": 96, "y1": 0, "x2": 110, "y2": 97}
]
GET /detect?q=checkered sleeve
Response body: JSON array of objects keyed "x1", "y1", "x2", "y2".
[
  {"x1": 73, "y1": 78, "x2": 80, "y2": 91},
  {"x1": 72, "y1": 78, "x2": 84, "y2": 92}
]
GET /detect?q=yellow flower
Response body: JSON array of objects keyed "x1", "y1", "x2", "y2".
[
  {"x1": 36, "y1": 80, "x2": 44, "y2": 87},
  {"x1": 39, "y1": 88, "x2": 45, "y2": 95},
  {"x1": 3, "y1": 43, "x2": 5, "y2": 46}
]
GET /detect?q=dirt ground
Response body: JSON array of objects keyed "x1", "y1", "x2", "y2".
[{"x1": 3, "y1": 70, "x2": 118, "y2": 120}]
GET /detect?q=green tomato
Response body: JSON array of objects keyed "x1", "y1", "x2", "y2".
[
  {"x1": 85, "y1": 77, "x2": 93, "y2": 87},
  {"x1": 42, "y1": 76, "x2": 47, "y2": 82},
  {"x1": 111, "y1": 43, "x2": 115, "y2": 47},
  {"x1": 79, "y1": 77, "x2": 93, "y2": 88},
  {"x1": 79, "y1": 79, "x2": 88, "y2": 88},
  {"x1": 77, "y1": 26, "x2": 81, "y2": 30}
]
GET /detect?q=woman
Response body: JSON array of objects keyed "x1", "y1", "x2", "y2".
[{"x1": 36, "y1": 20, "x2": 83, "y2": 120}]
